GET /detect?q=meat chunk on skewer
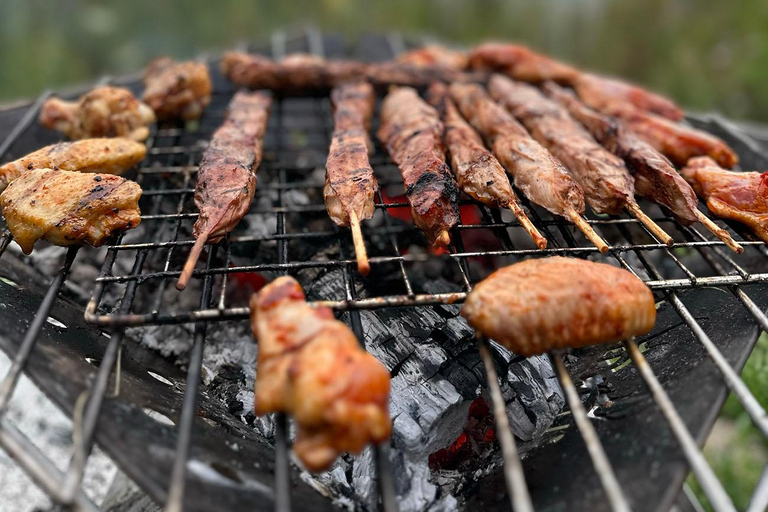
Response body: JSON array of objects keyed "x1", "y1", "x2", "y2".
[
  {"x1": 250, "y1": 276, "x2": 391, "y2": 472},
  {"x1": 377, "y1": 87, "x2": 460, "y2": 247},
  {"x1": 324, "y1": 82, "x2": 378, "y2": 274},
  {"x1": 427, "y1": 82, "x2": 546, "y2": 249},
  {"x1": 462, "y1": 257, "x2": 657, "y2": 356},
  {"x1": 39, "y1": 86, "x2": 155, "y2": 141},
  {"x1": 397, "y1": 45, "x2": 469, "y2": 70},
  {"x1": 682, "y1": 157, "x2": 768, "y2": 244},
  {"x1": 177, "y1": 91, "x2": 272, "y2": 290},
  {"x1": 0, "y1": 169, "x2": 141, "y2": 254},
  {"x1": 142, "y1": 57, "x2": 212, "y2": 121},
  {"x1": 0, "y1": 138, "x2": 146, "y2": 193}
]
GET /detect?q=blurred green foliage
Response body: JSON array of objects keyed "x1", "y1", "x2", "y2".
[{"x1": 3, "y1": 0, "x2": 768, "y2": 120}]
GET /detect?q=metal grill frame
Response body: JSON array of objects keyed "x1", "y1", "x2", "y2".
[{"x1": 0, "y1": 26, "x2": 766, "y2": 512}]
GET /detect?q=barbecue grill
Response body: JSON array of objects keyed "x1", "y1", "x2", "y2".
[{"x1": 1, "y1": 27, "x2": 768, "y2": 512}]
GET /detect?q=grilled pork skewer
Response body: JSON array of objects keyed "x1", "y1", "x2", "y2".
[
  {"x1": 448, "y1": 83, "x2": 608, "y2": 252},
  {"x1": 462, "y1": 257, "x2": 656, "y2": 356},
  {"x1": 39, "y1": 86, "x2": 156, "y2": 141},
  {"x1": 177, "y1": 91, "x2": 272, "y2": 291},
  {"x1": 396, "y1": 45, "x2": 469, "y2": 70},
  {"x1": 427, "y1": 82, "x2": 547, "y2": 249},
  {"x1": 250, "y1": 276, "x2": 391, "y2": 472},
  {"x1": 325, "y1": 82, "x2": 379, "y2": 275},
  {"x1": 682, "y1": 157, "x2": 768, "y2": 244},
  {"x1": 0, "y1": 138, "x2": 146, "y2": 193},
  {"x1": 490, "y1": 75, "x2": 674, "y2": 246},
  {"x1": 377, "y1": 86, "x2": 460, "y2": 247},
  {"x1": 544, "y1": 82, "x2": 743, "y2": 253},
  {"x1": 0, "y1": 169, "x2": 142, "y2": 254},
  {"x1": 142, "y1": 57, "x2": 212, "y2": 121}
]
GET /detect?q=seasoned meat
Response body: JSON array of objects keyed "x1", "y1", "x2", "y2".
[
  {"x1": 462, "y1": 257, "x2": 657, "y2": 356},
  {"x1": 142, "y1": 57, "x2": 212, "y2": 121},
  {"x1": 250, "y1": 276, "x2": 392, "y2": 472},
  {"x1": 378, "y1": 86, "x2": 460, "y2": 247},
  {"x1": 177, "y1": 91, "x2": 272, "y2": 290},
  {"x1": 39, "y1": 86, "x2": 155, "y2": 141},
  {"x1": 397, "y1": 45, "x2": 469, "y2": 70},
  {"x1": 0, "y1": 169, "x2": 141, "y2": 254},
  {"x1": 0, "y1": 138, "x2": 145, "y2": 193},
  {"x1": 682, "y1": 157, "x2": 768, "y2": 243}
]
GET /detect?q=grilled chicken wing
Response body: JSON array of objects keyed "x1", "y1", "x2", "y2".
[
  {"x1": 39, "y1": 86, "x2": 155, "y2": 141},
  {"x1": 142, "y1": 57, "x2": 212, "y2": 121},
  {"x1": 250, "y1": 276, "x2": 392, "y2": 472},
  {"x1": 177, "y1": 91, "x2": 272, "y2": 290},
  {"x1": 0, "y1": 169, "x2": 141, "y2": 254},
  {"x1": 378, "y1": 86, "x2": 460, "y2": 247},
  {"x1": 397, "y1": 45, "x2": 469, "y2": 70},
  {"x1": 462, "y1": 257, "x2": 656, "y2": 356},
  {"x1": 682, "y1": 157, "x2": 768, "y2": 243},
  {"x1": 0, "y1": 138, "x2": 145, "y2": 193}
]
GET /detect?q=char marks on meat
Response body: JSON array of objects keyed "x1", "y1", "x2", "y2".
[{"x1": 142, "y1": 57, "x2": 212, "y2": 121}]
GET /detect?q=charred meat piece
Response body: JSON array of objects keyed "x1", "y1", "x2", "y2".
[
  {"x1": 377, "y1": 87, "x2": 460, "y2": 247},
  {"x1": 462, "y1": 257, "x2": 656, "y2": 356},
  {"x1": 142, "y1": 57, "x2": 212, "y2": 121},
  {"x1": 0, "y1": 138, "x2": 145, "y2": 193},
  {"x1": 396, "y1": 45, "x2": 469, "y2": 70},
  {"x1": 250, "y1": 276, "x2": 392, "y2": 472},
  {"x1": 39, "y1": 86, "x2": 155, "y2": 141},
  {"x1": 177, "y1": 91, "x2": 272, "y2": 290},
  {"x1": 682, "y1": 157, "x2": 768, "y2": 243},
  {"x1": 0, "y1": 169, "x2": 141, "y2": 254}
]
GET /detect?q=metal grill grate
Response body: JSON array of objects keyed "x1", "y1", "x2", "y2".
[{"x1": 0, "y1": 26, "x2": 767, "y2": 512}]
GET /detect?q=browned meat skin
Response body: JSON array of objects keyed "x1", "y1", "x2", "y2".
[
  {"x1": 377, "y1": 87, "x2": 460, "y2": 247},
  {"x1": 396, "y1": 45, "x2": 469, "y2": 70},
  {"x1": 448, "y1": 82, "x2": 585, "y2": 218},
  {"x1": 177, "y1": 91, "x2": 272, "y2": 290},
  {"x1": 462, "y1": 257, "x2": 656, "y2": 356},
  {"x1": 490, "y1": 75, "x2": 633, "y2": 215},
  {"x1": 142, "y1": 57, "x2": 212, "y2": 121},
  {"x1": 250, "y1": 276, "x2": 391, "y2": 472},
  {"x1": 543, "y1": 82, "x2": 700, "y2": 225},
  {"x1": 324, "y1": 82, "x2": 378, "y2": 227},
  {"x1": 39, "y1": 86, "x2": 155, "y2": 141},
  {"x1": 682, "y1": 157, "x2": 768, "y2": 243},
  {"x1": 0, "y1": 169, "x2": 142, "y2": 254}
]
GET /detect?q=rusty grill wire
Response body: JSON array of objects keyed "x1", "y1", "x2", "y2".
[{"x1": 0, "y1": 26, "x2": 766, "y2": 512}]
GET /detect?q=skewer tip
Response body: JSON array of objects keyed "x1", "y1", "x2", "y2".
[
  {"x1": 177, "y1": 235, "x2": 208, "y2": 291},
  {"x1": 435, "y1": 230, "x2": 451, "y2": 248},
  {"x1": 625, "y1": 202, "x2": 674, "y2": 246},
  {"x1": 508, "y1": 203, "x2": 548, "y2": 250},
  {"x1": 694, "y1": 210, "x2": 744, "y2": 254},
  {"x1": 348, "y1": 210, "x2": 372, "y2": 276},
  {"x1": 566, "y1": 209, "x2": 609, "y2": 253}
]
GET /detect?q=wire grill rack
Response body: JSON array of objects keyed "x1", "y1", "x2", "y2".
[{"x1": 0, "y1": 26, "x2": 767, "y2": 512}]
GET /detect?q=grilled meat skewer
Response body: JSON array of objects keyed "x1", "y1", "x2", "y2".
[
  {"x1": 177, "y1": 91, "x2": 272, "y2": 291},
  {"x1": 325, "y1": 82, "x2": 378, "y2": 275},
  {"x1": 545, "y1": 82, "x2": 743, "y2": 253},
  {"x1": 250, "y1": 276, "x2": 392, "y2": 472},
  {"x1": 377, "y1": 86, "x2": 460, "y2": 247},
  {"x1": 142, "y1": 57, "x2": 212, "y2": 121},
  {"x1": 462, "y1": 257, "x2": 656, "y2": 356},
  {"x1": 396, "y1": 45, "x2": 469, "y2": 70},
  {"x1": 0, "y1": 138, "x2": 146, "y2": 194},
  {"x1": 682, "y1": 157, "x2": 768, "y2": 244},
  {"x1": 448, "y1": 82, "x2": 608, "y2": 252},
  {"x1": 490, "y1": 75, "x2": 674, "y2": 245},
  {"x1": 427, "y1": 82, "x2": 547, "y2": 249},
  {"x1": 40, "y1": 86, "x2": 155, "y2": 141},
  {"x1": 0, "y1": 169, "x2": 142, "y2": 254}
]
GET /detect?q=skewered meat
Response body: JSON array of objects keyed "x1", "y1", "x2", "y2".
[
  {"x1": 397, "y1": 45, "x2": 469, "y2": 70},
  {"x1": 682, "y1": 157, "x2": 768, "y2": 243},
  {"x1": 142, "y1": 57, "x2": 212, "y2": 121},
  {"x1": 0, "y1": 169, "x2": 141, "y2": 254},
  {"x1": 39, "y1": 86, "x2": 155, "y2": 141},
  {"x1": 427, "y1": 82, "x2": 547, "y2": 249},
  {"x1": 462, "y1": 257, "x2": 656, "y2": 356},
  {"x1": 0, "y1": 138, "x2": 145, "y2": 193},
  {"x1": 250, "y1": 276, "x2": 391, "y2": 472},
  {"x1": 572, "y1": 73, "x2": 684, "y2": 121},
  {"x1": 177, "y1": 91, "x2": 272, "y2": 290},
  {"x1": 377, "y1": 86, "x2": 460, "y2": 247}
]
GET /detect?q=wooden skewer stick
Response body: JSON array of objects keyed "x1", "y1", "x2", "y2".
[
  {"x1": 177, "y1": 235, "x2": 207, "y2": 291},
  {"x1": 508, "y1": 202, "x2": 547, "y2": 250},
  {"x1": 566, "y1": 209, "x2": 609, "y2": 253},
  {"x1": 625, "y1": 201, "x2": 674, "y2": 246},
  {"x1": 435, "y1": 230, "x2": 452, "y2": 248},
  {"x1": 348, "y1": 210, "x2": 371, "y2": 276},
  {"x1": 694, "y1": 210, "x2": 744, "y2": 254}
]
